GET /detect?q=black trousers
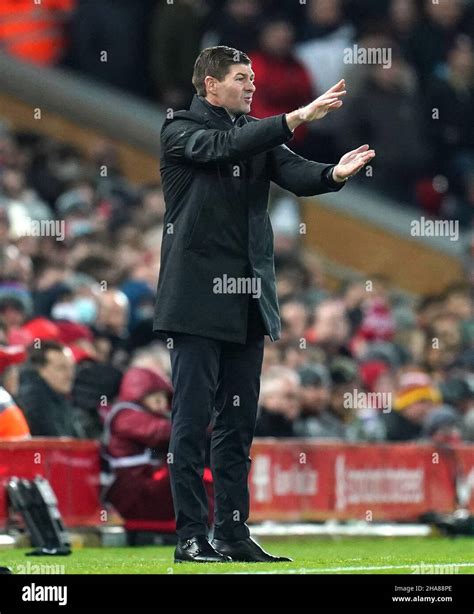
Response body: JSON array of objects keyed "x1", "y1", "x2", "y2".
[{"x1": 168, "y1": 297, "x2": 265, "y2": 541}]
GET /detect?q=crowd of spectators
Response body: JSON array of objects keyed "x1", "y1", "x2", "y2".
[
  {"x1": 0, "y1": 120, "x2": 472, "y2": 448},
  {"x1": 1, "y1": 0, "x2": 472, "y2": 224},
  {"x1": 0, "y1": 0, "x2": 472, "y2": 451}
]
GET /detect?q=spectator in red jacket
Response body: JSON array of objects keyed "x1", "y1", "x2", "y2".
[
  {"x1": 104, "y1": 366, "x2": 213, "y2": 524},
  {"x1": 249, "y1": 17, "x2": 315, "y2": 149}
]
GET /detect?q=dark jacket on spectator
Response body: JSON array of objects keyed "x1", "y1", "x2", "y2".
[
  {"x1": 254, "y1": 406, "x2": 296, "y2": 438},
  {"x1": 339, "y1": 76, "x2": 429, "y2": 199},
  {"x1": 16, "y1": 368, "x2": 81, "y2": 437},
  {"x1": 383, "y1": 410, "x2": 422, "y2": 441}
]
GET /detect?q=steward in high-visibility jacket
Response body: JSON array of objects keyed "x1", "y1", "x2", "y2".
[
  {"x1": 0, "y1": 386, "x2": 30, "y2": 440},
  {"x1": 0, "y1": 0, "x2": 74, "y2": 65},
  {"x1": 103, "y1": 366, "x2": 213, "y2": 523}
]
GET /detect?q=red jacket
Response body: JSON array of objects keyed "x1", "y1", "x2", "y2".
[
  {"x1": 103, "y1": 367, "x2": 213, "y2": 522},
  {"x1": 104, "y1": 366, "x2": 173, "y2": 465},
  {"x1": 106, "y1": 405, "x2": 171, "y2": 461},
  {"x1": 103, "y1": 402, "x2": 173, "y2": 520},
  {"x1": 249, "y1": 51, "x2": 315, "y2": 145}
]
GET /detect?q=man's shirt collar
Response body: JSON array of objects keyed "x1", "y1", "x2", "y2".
[{"x1": 193, "y1": 95, "x2": 242, "y2": 125}]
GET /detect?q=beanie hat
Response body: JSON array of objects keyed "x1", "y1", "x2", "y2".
[
  {"x1": 0, "y1": 345, "x2": 27, "y2": 374},
  {"x1": 360, "y1": 360, "x2": 389, "y2": 393},
  {"x1": 394, "y1": 369, "x2": 442, "y2": 411},
  {"x1": 119, "y1": 367, "x2": 173, "y2": 404}
]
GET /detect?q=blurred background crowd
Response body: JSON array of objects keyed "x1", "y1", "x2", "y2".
[
  {"x1": 1, "y1": 0, "x2": 473, "y2": 223},
  {"x1": 0, "y1": 0, "x2": 473, "y2": 454}
]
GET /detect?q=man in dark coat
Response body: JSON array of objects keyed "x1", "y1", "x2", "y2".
[
  {"x1": 17, "y1": 341, "x2": 81, "y2": 438},
  {"x1": 153, "y1": 46, "x2": 375, "y2": 563}
]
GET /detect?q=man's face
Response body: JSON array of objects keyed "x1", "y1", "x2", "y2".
[
  {"x1": 206, "y1": 63, "x2": 256, "y2": 115},
  {"x1": 38, "y1": 348, "x2": 75, "y2": 395},
  {"x1": 330, "y1": 383, "x2": 356, "y2": 421},
  {"x1": 264, "y1": 379, "x2": 300, "y2": 419},
  {"x1": 314, "y1": 301, "x2": 350, "y2": 345},
  {"x1": 143, "y1": 391, "x2": 169, "y2": 414},
  {"x1": 281, "y1": 302, "x2": 308, "y2": 338},
  {"x1": 403, "y1": 400, "x2": 434, "y2": 425},
  {"x1": 301, "y1": 385, "x2": 330, "y2": 414},
  {"x1": 97, "y1": 291, "x2": 128, "y2": 335}
]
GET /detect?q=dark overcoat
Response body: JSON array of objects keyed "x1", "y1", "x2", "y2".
[{"x1": 153, "y1": 95, "x2": 344, "y2": 343}]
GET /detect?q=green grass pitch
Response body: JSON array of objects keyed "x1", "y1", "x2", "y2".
[{"x1": 2, "y1": 537, "x2": 473, "y2": 574}]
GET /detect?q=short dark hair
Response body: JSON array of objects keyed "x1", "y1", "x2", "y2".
[
  {"x1": 0, "y1": 297, "x2": 25, "y2": 313},
  {"x1": 29, "y1": 340, "x2": 67, "y2": 369},
  {"x1": 192, "y1": 46, "x2": 251, "y2": 97}
]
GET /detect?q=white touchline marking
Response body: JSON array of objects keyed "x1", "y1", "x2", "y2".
[{"x1": 230, "y1": 562, "x2": 474, "y2": 574}]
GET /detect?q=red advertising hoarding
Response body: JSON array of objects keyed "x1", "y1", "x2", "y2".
[
  {"x1": 0, "y1": 438, "x2": 472, "y2": 528},
  {"x1": 249, "y1": 440, "x2": 462, "y2": 522},
  {"x1": 0, "y1": 439, "x2": 101, "y2": 529}
]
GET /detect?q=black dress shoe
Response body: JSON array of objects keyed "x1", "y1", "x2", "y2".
[
  {"x1": 0, "y1": 567, "x2": 12, "y2": 574},
  {"x1": 174, "y1": 536, "x2": 232, "y2": 563},
  {"x1": 211, "y1": 536, "x2": 292, "y2": 562}
]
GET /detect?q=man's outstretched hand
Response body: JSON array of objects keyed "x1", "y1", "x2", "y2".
[
  {"x1": 286, "y1": 80, "x2": 347, "y2": 130},
  {"x1": 300, "y1": 79, "x2": 347, "y2": 121},
  {"x1": 284, "y1": 81, "x2": 376, "y2": 183},
  {"x1": 332, "y1": 145, "x2": 376, "y2": 182}
]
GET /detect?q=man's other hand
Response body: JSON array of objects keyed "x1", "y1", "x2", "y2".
[{"x1": 332, "y1": 144, "x2": 376, "y2": 182}]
